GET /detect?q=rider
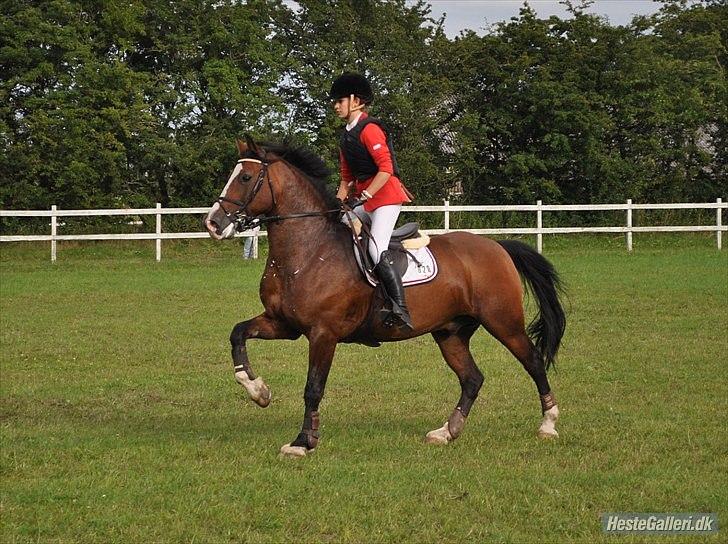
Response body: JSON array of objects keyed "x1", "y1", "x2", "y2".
[{"x1": 330, "y1": 72, "x2": 413, "y2": 330}]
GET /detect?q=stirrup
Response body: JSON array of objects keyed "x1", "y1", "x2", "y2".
[
  {"x1": 382, "y1": 301, "x2": 413, "y2": 330},
  {"x1": 380, "y1": 308, "x2": 397, "y2": 328}
]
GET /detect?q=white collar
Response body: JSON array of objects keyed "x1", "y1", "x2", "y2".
[{"x1": 345, "y1": 112, "x2": 363, "y2": 132}]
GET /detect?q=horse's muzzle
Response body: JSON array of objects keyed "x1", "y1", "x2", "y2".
[
  {"x1": 204, "y1": 218, "x2": 224, "y2": 240},
  {"x1": 204, "y1": 204, "x2": 236, "y2": 240}
]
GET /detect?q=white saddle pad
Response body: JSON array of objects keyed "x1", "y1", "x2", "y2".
[{"x1": 354, "y1": 245, "x2": 439, "y2": 288}]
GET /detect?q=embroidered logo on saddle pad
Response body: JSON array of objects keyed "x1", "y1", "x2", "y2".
[{"x1": 348, "y1": 218, "x2": 439, "y2": 287}]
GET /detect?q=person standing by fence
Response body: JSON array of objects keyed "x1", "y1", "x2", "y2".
[{"x1": 242, "y1": 225, "x2": 260, "y2": 259}]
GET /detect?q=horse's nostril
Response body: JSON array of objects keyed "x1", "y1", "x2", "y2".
[{"x1": 205, "y1": 218, "x2": 223, "y2": 239}]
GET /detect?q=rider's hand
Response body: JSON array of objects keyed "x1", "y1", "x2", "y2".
[{"x1": 345, "y1": 196, "x2": 366, "y2": 209}]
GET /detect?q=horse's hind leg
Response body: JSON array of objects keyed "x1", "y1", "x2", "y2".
[
  {"x1": 230, "y1": 313, "x2": 300, "y2": 407},
  {"x1": 498, "y1": 331, "x2": 559, "y2": 439},
  {"x1": 426, "y1": 319, "x2": 484, "y2": 445}
]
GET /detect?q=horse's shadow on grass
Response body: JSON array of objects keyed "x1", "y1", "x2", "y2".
[{"x1": 3, "y1": 392, "x2": 465, "y2": 443}]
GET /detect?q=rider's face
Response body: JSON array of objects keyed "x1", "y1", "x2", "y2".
[
  {"x1": 333, "y1": 97, "x2": 349, "y2": 118},
  {"x1": 333, "y1": 96, "x2": 362, "y2": 119}
]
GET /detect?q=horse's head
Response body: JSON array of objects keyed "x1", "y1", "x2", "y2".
[{"x1": 204, "y1": 135, "x2": 276, "y2": 240}]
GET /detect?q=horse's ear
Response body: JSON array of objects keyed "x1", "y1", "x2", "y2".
[
  {"x1": 244, "y1": 133, "x2": 264, "y2": 159},
  {"x1": 235, "y1": 138, "x2": 247, "y2": 155}
]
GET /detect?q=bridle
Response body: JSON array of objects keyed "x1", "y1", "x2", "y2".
[
  {"x1": 216, "y1": 157, "x2": 342, "y2": 233},
  {"x1": 216, "y1": 158, "x2": 274, "y2": 231}
]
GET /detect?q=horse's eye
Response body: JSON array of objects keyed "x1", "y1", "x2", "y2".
[{"x1": 241, "y1": 173, "x2": 252, "y2": 182}]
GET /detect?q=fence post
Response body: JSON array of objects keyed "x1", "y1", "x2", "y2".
[
  {"x1": 51, "y1": 205, "x2": 57, "y2": 263},
  {"x1": 156, "y1": 203, "x2": 162, "y2": 262},
  {"x1": 444, "y1": 199, "x2": 450, "y2": 232},
  {"x1": 718, "y1": 198, "x2": 723, "y2": 251},
  {"x1": 626, "y1": 199, "x2": 633, "y2": 252},
  {"x1": 536, "y1": 200, "x2": 543, "y2": 254},
  {"x1": 253, "y1": 229, "x2": 259, "y2": 259}
]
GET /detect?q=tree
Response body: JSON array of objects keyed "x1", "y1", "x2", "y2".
[
  {"x1": 1, "y1": 0, "x2": 154, "y2": 210},
  {"x1": 434, "y1": 0, "x2": 726, "y2": 205},
  {"x1": 277, "y1": 0, "x2": 453, "y2": 201},
  {"x1": 1, "y1": 0, "x2": 292, "y2": 216},
  {"x1": 2, "y1": 0, "x2": 724, "y2": 219},
  {"x1": 633, "y1": 0, "x2": 727, "y2": 201}
]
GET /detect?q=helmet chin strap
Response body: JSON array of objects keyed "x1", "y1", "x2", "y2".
[{"x1": 347, "y1": 93, "x2": 365, "y2": 119}]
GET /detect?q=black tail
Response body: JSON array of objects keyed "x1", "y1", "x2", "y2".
[{"x1": 498, "y1": 240, "x2": 566, "y2": 370}]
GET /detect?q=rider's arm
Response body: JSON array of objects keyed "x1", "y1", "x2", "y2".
[
  {"x1": 362, "y1": 171, "x2": 391, "y2": 198},
  {"x1": 359, "y1": 124, "x2": 393, "y2": 198},
  {"x1": 337, "y1": 150, "x2": 354, "y2": 201}
]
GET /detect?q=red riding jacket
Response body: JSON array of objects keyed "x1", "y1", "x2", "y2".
[{"x1": 339, "y1": 113, "x2": 411, "y2": 212}]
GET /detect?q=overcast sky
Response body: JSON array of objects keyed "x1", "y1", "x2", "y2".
[{"x1": 422, "y1": 1, "x2": 663, "y2": 36}]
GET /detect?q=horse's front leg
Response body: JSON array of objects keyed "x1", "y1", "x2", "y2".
[
  {"x1": 230, "y1": 313, "x2": 300, "y2": 407},
  {"x1": 280, "y1": 330, "x2": 337, "y2": 458}
]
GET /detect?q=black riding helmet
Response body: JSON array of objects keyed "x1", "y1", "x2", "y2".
[{"x1": 329, "y1": 72, "x2": 374, "y2": 104}]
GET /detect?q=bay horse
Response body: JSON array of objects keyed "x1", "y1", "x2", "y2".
[{"x1": 205, "y1": 136, "x2": 566, "y2": 458}]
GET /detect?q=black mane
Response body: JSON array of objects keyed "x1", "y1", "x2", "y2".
[{"x1": 253, "y1": 142, "x2": 340, "y2": 213}]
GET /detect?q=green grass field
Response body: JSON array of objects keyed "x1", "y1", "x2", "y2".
[{"x1": 1, "y1": 235, "x2": 727, "y2": 543}]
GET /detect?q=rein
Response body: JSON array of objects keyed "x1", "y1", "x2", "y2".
[{"x1": 217, "y1": 158, "x2": 341, "y2": 232}]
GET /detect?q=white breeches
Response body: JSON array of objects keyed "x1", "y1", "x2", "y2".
[{"x1": 347, "y1": 204, "x2": 402, "y2": 264}]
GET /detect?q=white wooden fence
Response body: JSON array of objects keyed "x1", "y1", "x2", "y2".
[{"x1": 0, "y1": 199, "x2": 724, "y2": 261}]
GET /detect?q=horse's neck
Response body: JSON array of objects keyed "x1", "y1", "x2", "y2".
[
  {"x1": 267, "y1": 218, "x2": 337, "y2": 260},
  {"x1": 266, "y1": 167, "x2": 343, "y2": 265}
]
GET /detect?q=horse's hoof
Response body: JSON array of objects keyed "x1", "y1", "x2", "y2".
[
  {"x1": 538, "y1": 428, "x2": 559, "y2": 439},
  {"x1": 235, "y1": 373, "x2": 271, "y2": 407},
  {"x1": 425, "y1": 423, "x2": 452, "y2": 445},
  {"x1": 279, "y1": 443, "x2": 313, "y2": 458},
  {"x1": 537, "y1": 405, "x2": 559, "y2": 439},
  {"x1": 251, "y1": 383, "x2": 271, "y2": 408}
]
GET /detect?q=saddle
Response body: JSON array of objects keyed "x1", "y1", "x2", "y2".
[
  {"x1": 343, "y1": 214, "x2": 438, "y2": 345},
  {"x1": 350, "y1": 216, "x2": 430, "y2": 275}
]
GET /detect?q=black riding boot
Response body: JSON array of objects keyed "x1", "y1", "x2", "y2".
[{"x1": 374, "y1": 251, "x2": 414, "y2": 330}]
